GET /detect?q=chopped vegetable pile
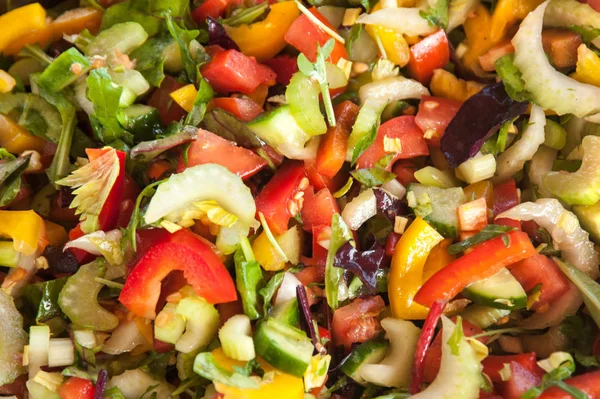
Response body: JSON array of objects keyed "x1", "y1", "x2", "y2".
[{"x1": 3, "y1": 0, "x2": 600, "y2": 398}]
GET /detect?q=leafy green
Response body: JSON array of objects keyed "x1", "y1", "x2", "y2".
[
  {"x1": 350, "y1": 167, "x2": 396, "y2": 187},
  {"x1": 0, "y1": 151, "x2": 30, "y2": 206},
  {"x1": 259, "y1": 271, "x2": 284, "y2": 316},
  {"x1": 221, "y1": 2, "x2": 269, "y2": 26},
  {"x1": 130, "y1": 125, "x2": 197, "y2": 162},
  {"x1": 127, "y1": 179, "x2": 166, "y2": 251},
  {"x1": 86, "y1": 68, "x2": 126, "y2": 144},
  {"x1": 185, "y1": 76, "x2": 214, "y2": 126},
  {"x1": 326, "y1": 214, "x2": 353, "y2": 309},
  {"x1": 232, "y1": 359, "x2": 263, "y2": 377},
  {"x1": 234, "y1": 238, "x2": 263, "y2": 320},
  {"x1": 495, "y1": 117, "x2": 517, "y2": 154},
  {"x1": 202, "y1": 109, "x2": 263, "y2": 148},
  {"x1": 164, "y1": 13, "x2": 203, "y2": 83},
  {"x1": 193, "y1": 353, "x2": 260, "y2": 388},
  {"x1": 420, "y1": 0, "x2": 449, "y2": 30},
  {"x1": 22, "y1": 278, "x2": 68, "y2": 324},
  {"x1": 561, "y1": 315, "x2": 600, "y2": 367},
  {"x1": 495, "y1": 54, "x2": 532, "y2": 103},
  {"x1": 103, "y1": 387, "x2": 126, "y2": 399},
  {"x1": 346, "y1": 24, "x2": 363, "y2": 58},
  {"x1": 447, "y1": 316, "x2": 464, "y2": 356},
  {"x1": 568, "y1": 25, "x2": 600, "y2": 46},
  {"x1": 555, "y1": 259, "x2": 600, "y2": 329},
  {"x1": 297, "y1": 38, "x2": 336, "y2": 127},
  {"x1": 447, "y1": 224, "x2": 517, "y2": 254},
  {"x1": 130, "y1": 34, "x2": 174, "y2": 87},
  {"x1": 18, "y1": 45, "x2": 53, "y2": 66}
]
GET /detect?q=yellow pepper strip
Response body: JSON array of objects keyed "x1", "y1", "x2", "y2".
[
  {"x1": 364, "y1": 0, "x2": 412, "y2": 67},
  {"x1": 0, "y1": 114, "x2": 47, "y2": 154},
  {"x1": 488, "y1": 0, "x2": 544, "y2": 46},
  {"x1": 252, "y1": 230, "x2": 286, "y2": 271},
  {"x1": 170, "y1": 84, "x2": 197, "y2": 113},
  {"x1": 40, "y1": 220, "x2": 68, "y2": 251},
  {"x1": 226, "y1": 2, "x2": 300, "y2": 62},
  {"x1": 0, "y1": 210, "x2": 45, "y2": 256},
  {"x1": 211, "y1": 348, "x2": 304, "y2": 399},
  {"x1": 429, "y1": 69, "x2": 484, "y2": 102},
  {"x1": 422, "y1": 238, "x2": 456, "y2": 282},
  {"x1": 388, "y1": 217, "x2": 444, "y2": 320},
  {"x1": 0, "y1": 3, "x2": 47, "y2": 54},
  {"x1": 571, "y1": 44, "x2": 600, "y2": 87},
  {"x1": 0, "y1": 70, "x2": 16, "y2": 94}
]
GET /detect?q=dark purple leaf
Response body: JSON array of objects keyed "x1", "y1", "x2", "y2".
[
  {"x1": 373, "y1": 188, "x2": 408, "y2": 223},
  {"x1": 130, "y1": 125, "x2": 197, "y2": 162},
  {"x1": 202, "y1": 108, "x2": 264, "y2": 148},
  {"x1": 297, "y1": 285, "x2": 325, "y2": 355},
  {"x1": 440, "y1": 82, "x2": 528, "y2": 167},
  {"x1": 334, "y1": 241, "x2": 386, "y2": 293},
  {"x1": 207, "y1": 17, "x2": 240, "y2": 51},
  {"x1": 42, "y1": 245, "x2": 79, "y2": 275},
  {"x1": 94, "y1": 369, "x2": 108, "y2": 399}
]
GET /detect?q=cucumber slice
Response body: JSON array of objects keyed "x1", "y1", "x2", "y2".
[
  {"x1": 407, "y1": 184, "x2": 466, "y2": 238},
  {"x1": 271, "y1": 297, "x2": 300, "y2": 327},
  {"x1": 254, "y1": 317, "x2": 314, "y2": 377},
  {"x1": 110, "y1": 69, "x2": 150, "y2": 97},
  {"x1": 463, "y1": 268, "x2": 527, "y2": 310},
  {"x1": 462, "y1": 305, "x2": 511, "y2": 329},
  {"x1": 340, "y1": 338, "x2": 388, "y2": 385},
  {"x1": 0, "y1": 92, "x2": 61, "y2": 142},
  {"x1": 117, "y1": 104, "x2": 162, "y2": 141},
  {"x1": 85, "y1": 22, "x2": 148, "y2": 57}
]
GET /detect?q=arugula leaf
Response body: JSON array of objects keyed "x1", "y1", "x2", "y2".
[
  {"x1": 0, "y1": 152, "x2": 30, "y2": 206},
  {"x1": 130, "y1": 33, "x2": 173, "y2": 87},
  {"x1": 86, "y1": 68, "x2": 126, "y2": 144},
  {"x1": 128, "y1": 179, "x2": 166, "y2": 251},
  {"x1": 561, "y1": 315, "x2": 600, "y2": 367},
  {"x1": 420, "y1": 0, "x2": 449, "y2": 30},
  {"x1": 568, "y1": 25, "x2": 600, "y2": 46},
  {"x1": 22, "y1": 278, "x2": 68, "y2": 324},
  {"x1": 259, "y1": 271, "x2": 284, "y2": 316},
  {"x1": 447, "y1": 316, "x2": 464, "y2": 356},
  {"x1": 447, "y1": 224, "x2": 516, "y2": 254},
  {"x1": 326, "y1": 214, "x2": 353, "y2": 309},
  {"x1": 495, "y1": 54, "x2": 532, "y2": 103},
  {"x1": 221, "y1": 2, "x2": 269, "y2": 26},
  {"x1": 350, "y1": 167, "x2": 396, "y2": 187},
  {"x1": 185, "y1": 76, "x2": 214, "y2": 126},
  {"x1": 164, "y1": 13, "x2": 203, "y2": 83},
  {"x1": 193, "y1": 353, "x2": 260, "y2": 389}
]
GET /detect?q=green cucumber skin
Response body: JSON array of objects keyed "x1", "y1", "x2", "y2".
[
  {"x1": 462, "y1": 269, "x2": 527, "y2": 310},
  {"x1": 340, "y1": 338, "x2": 388, "y2": 380},
  {"x1": 462, "y1": 290, "x2": 527, "y2": 310}
]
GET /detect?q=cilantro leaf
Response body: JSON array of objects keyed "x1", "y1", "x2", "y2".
[
  {"x1": 420, "y1": 0, "x2": 449, "y2": 30},
  {"x1": 495, "y1": 54, "x2": 532, "y2": 103}
]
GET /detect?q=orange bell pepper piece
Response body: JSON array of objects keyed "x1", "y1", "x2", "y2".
[
  {"x1": 0, "y1": 114, "x2": 47, "y2": 154},
  {"x1": 0, "y1": 210, "x2": 45, "y2": 256},
  {"x1": 0, "y1": 3, "x2": 47, "y2": 54},
  {"x1": 40, "y1": 220, "x2": 68, "y2": 251}
]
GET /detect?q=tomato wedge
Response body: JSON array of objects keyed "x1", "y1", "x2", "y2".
[
  {"x1": 415, "y1": 96, "x2": 462, "y2": 146},
  {"x1": 482, "y1": 353, "x2": 542, "y2": 383},
  {"x1": 58, "y1": 377, "x2": 95, "y2": 399},
  {"x1": 407, "y1": 29, "x2": 450, "y2": 85},
  {"x1": 176, "y1": 129, "x2": 267, "y2": 179},
  {"x1": 301, "y1": 187, "x2": 339, "y2": 232},
  {"x1": 331, "y1": 296, "x2": 386, "y2": 350}
]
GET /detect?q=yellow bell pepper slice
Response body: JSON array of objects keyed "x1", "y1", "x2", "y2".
[
  {"x1": 364, "y1": 0, "x2": 413, "y2": 67},
  {"x1": 429, "y1": 69, "x2": 484, "y2": 102},
  {"x1": 422, "y1": 238, "x2": 456, "y2": 282},
  {"x1": 170, "y1": 84, "x2": 197, "y2": 113},
  {"x1": 226, "y1": 2, "x2": 299, "y2": 62},
  {"x1": 388, "y1": 217, "x2": 443, "y2": 320},
  {"x1": 0, "y1": 114, "x2": 47, "y2": 154},
  {"x1": 571, "y1": 44, "x2": 600, "y2": 87},
  {"x1": 40, "y1": 220, "x2": 68, "y2": 251},
  {"x1": 488, "y1": 0, "x2": 544, "y2": 46},
  {"x1": 0, "y1": 3, "x2": 47, "y2": 53},
  {"x1": 0, "y1": 70, "x2": 16, "y2": 94},
  {"x1": 252, "y1": 230, "x2": 286, "y2": 271},
  {"x1": 211, "y1": 348, "x2": 304, "y2": 399},
  {"x1": 0, "y1": 210, "x2": 45, "y2": 256}
]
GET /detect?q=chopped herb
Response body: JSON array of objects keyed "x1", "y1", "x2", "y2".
[
  {"x1": 447, "y1": 224, "x2": 516, "y2": 254},
  {"x1": 447, "y1": 316, "x2": 464, "y2": 356},
  {"x1": 420, "y1": 0, "x2": 449, "y2": 30},
  {"x1": 350, "y1": 167, "x2": 396, "y2": 187}
]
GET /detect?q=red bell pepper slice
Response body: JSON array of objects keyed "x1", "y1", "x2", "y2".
[
  {"x1": 414, "y1": 231, "x2": 537, "y2": 308},
  {"x1": 284, "y1": 7, "x2": 348, "y2": 63},
  {"x1": 407, "y1": 29, "x2": 450, "y2": 85},
  {"x1": 209, "y1": 97, "x2": 263, "y2": 122},
  {"x1": 263, "y1": 54, "x2": 299, "y2": 86},
  {"x1": 357, "y1": 115, "x2": 429, "y2": 170},
  {"x1": 410, "y1": 299, "x2": 445, "y2": 394},
  {"x1": 304, "y1": 159, "x2": 347, "y2": 192},
  {"x1": 148, "y1": 75, "x2": 187, "y2": 125},
  {"x1": 537, "y1": 370, "x2": 600, "y2": 399},
  {"x1": 500, "y1": 361, "x2": 543, "y2": 399},
  {"x1": 200, "y1": 49, "x2": 276, "y2": 95},
  {"x1": 191, "y1": 0, "x2": 229, "y2": 23},
  {"x1": 493, "y1": 179, "x2": 519, "y2": 216},
  {"x1": 508, "y1": 254, "x2": 570, "y2": 312},
  {"x1": 392, "y1": 160, "x2": 419, "y2": 187},
  {"x1": 176, "y1": 129, "x2": 267, "y2": 179},
  {"x1": 415, "y1": 95, "x2": 462, "y2": 146},
  {"x1": 483, "y1": 353, "x2": 542, "y2": 383},
  {"x1": 119, "y1": 229, "x2": 237, "y2": 319},
  {"x1": 301, "y1": 187, "x2": 339, "y2": 232},
  {"x1": 255, "y1": 161, "x2": 307, "y2": 235},
  {"x1": 58, "y1": 377, "x2": 95, "y2": 399},
  {"x1": 316, "y1": 101, "x2": 359, "y2": 178}
]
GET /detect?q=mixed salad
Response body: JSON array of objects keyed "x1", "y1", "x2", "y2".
[{"x1": 3, "y1": 0, "x2": 600, "y2": 397}]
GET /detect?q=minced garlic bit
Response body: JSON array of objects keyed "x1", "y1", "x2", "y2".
[
  {"x1": 336, "y1": 57, "x2": 353, "y2": 80},
  {"x1": 70, "y1": 62, "x2": 83, "y2": 76},
  {"x1": 394, "y1": 216, "x2": 408, "y2": 234},
  {"x1": 383, "y1": 135, "x2": 403, "y2": 153}
]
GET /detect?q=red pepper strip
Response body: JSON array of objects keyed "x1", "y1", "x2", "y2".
[
  {"x1": 538, "y1": 370, "x2": 600, "y2": 399},
  {"x1": 119, "y1": 229, "x2": 237, "y2": 319},
  {"x1": 409, "y1": 299, "x2": 446, "y2": 394},
  {"x1": 414, "y1": 231, "x2": 536, "y2": 308},
  {"x1": 482, "y1": 353, "x2": 541, "y2": 383},
  {"x1": 255, "y1": 161, "x2": 307, "y2": 235}
]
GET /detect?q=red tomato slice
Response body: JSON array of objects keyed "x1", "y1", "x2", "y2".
[
  {"x1": 331, "y1": 296, "x2": 386, "y2": 350},
  {"x1": 415, "y1": 95, "x2": 462, "y2": 146},
  {"x1": 58, "y1": 377, "x2": 95, "y2": 399},
  {"x1": 407, "y1": 29, "x2": 450, "y2": 85},
  {"x1": 284, "y1": 8, "x2": 348, "y2": 63},
  {"x1": 316, "y1": 101, "x2": 359, "y2": 178},
  {"x1": 119, "y1": 229, "x2": 237, "y2": 319},
  {"x1": 587, "y1": 0, "x2": 600, "y2": 12},
  {"x1": 255, "y1": 161, "x2": 307, "y2": 235},
  {"x1": 191, "y1": 0, "x2": 229, "y2": 23},
  {"x1": 493, "y1": 179, "x2": 519, "y2": 216},
  {"x1": 263, "y1": 54, "x2": 299, "y2": 86},
  {"x1": 301, "y1": 187, "x2": 339, "y2": 232},
  {"x1": 176, "y1": 129, "x2": 267, "y2": 179},
  {"x1": 500, "y1": 361, "x2": 543, "y2": 399},
  {"x1": 357, "y1": 115, "x2": 429, "y2": 170},
  {"x1": 508, "y1": 254, "x2": 570, "y2": 312},
  {"x1": 209, "y1": 97, "x2": 263, "y2": 122},
  {"x1": 200, "y1": 49, "x2": 276, "y2": 95},
  {"x1": 482, "y1": 353, "x2": 542, "y2": 383}
]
